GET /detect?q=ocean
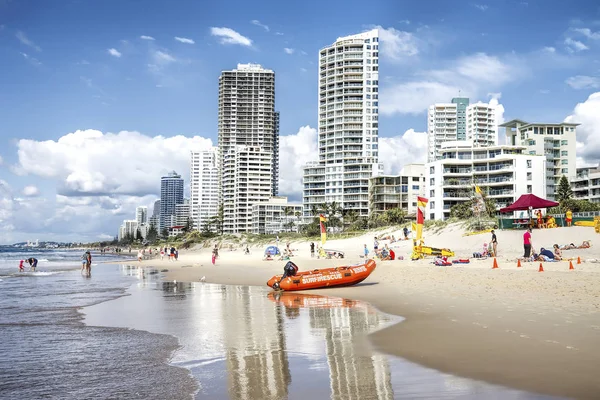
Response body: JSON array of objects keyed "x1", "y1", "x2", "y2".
[{"x1": 0, "y1": 249, "x2": 561, "y2": 399}]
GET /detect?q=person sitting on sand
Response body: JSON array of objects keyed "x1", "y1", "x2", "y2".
[
  {"x1": 553, "y1": 244, "x2": 563, "y2": 260},
  {"x1": 403, "y1": 227, "x2": 409, "y2": 240},
  {"x1": 538, "y1": 247, "x2": 555, "y2": 262}
]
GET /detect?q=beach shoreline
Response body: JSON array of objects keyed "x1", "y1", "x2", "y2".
[{"x1": 109, "y1": 224, "x2": 600, "y2": 399}]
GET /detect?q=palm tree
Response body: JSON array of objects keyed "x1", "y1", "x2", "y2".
[
  {"x1": 283, "y1": 206, "x2": 294, "y2": 232},
  {"x1": 209, "y1": 203, "x2": 224, "y2": 235}
]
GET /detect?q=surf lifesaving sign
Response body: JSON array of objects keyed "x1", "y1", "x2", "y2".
[{"x1": 301, "y1": 272, "x2": 343, "y2": 284}]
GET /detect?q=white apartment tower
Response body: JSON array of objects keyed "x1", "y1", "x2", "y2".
[
  {"x1": 427, "y1": 98, "x2": 498, "y2": 162},
  {"x1": 303, "y1": 29, "x2": 384, "y2": 220},
  {"x1": 501, "y1": 119, "x2": 578, "y2": 200},
  {"x1": 135, "y1": 206, "x2": 148, "y2": 226},
  {"x1": 190, "y1": 148, "x2": 219, "y2": 231},
  {"x1": 217, "y1": 63, "x2": 278, "y2": 233}
]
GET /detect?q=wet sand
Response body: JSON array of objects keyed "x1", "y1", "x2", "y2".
[{"x1": 118, "y1": 225, "x2": 600, "y2": 399}]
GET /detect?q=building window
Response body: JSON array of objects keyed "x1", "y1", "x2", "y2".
[
  {"x1": 561, "y1": 151, "x2": 568, "y2": 156},
  {"x1": 430, "y1": 201, "x2": 435, "y2": 209},
  {"x1": 526, "y1": 160, "x2": 532, "y2": 168},
  {"x1": 561, "y1": 168, "x2": 569, "y2": 173},
  {"x1": 527, "y1": 185, "x2": 532, "y2": 194},
  {"x1": 412, "y1": 185, "x2": 419, "y2": 190},
  {"x1": 561, "y1": 140, "x2": 568, "y2": 145},
  {"x1": 430, "y1": 166, "x2": 435, "y2": 174},
  {"x1": 430, "y1": 178, "x2": 434, "y2": 185},
  {"x1": 527, "y1": 172, "x2": 532, "y2": 181},
  {"x1": 561, "y1": 159, "x2": 568, "y2": 165},
  {"x1": 430, "y1": 190, "x2": 434, "y2": 197}
]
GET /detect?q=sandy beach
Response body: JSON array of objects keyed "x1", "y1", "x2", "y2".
[{"x1": 118, "y1": 224, "x2": 600, "y2": 399}]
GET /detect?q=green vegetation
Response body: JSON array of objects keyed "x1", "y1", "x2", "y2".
[{"x1": 555, "y1": 175, "x2": 574, "y2": 203}]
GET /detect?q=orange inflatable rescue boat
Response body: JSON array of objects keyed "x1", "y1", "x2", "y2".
[{"x1": 266, "y1": 259, "x2": 376, "y2": 291}]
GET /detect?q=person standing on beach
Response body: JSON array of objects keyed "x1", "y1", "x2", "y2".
[
  {"x1": 491, "y1": 230, "x2": 498, "y2": 256},
  {"x1": 364, "y1": 244, "x2": 369, "y2": 258},
  {"x1": 27, "y1": 257, "x2": 38, "y2": 272},
  {"x1": 211, "y1": 247, "x2": 217, "y2": 265},
  {"x1": 81, "y1": 251, "x2": 88, "y2": 272},
  {"x1": 523, "y1": 228, "x2": 532, "y2": 258},
  {"x1": 566, "y1": 209, "x2": 573, "y2": 227},
  {"x1": 310, "y1": 242, "x2": 315, "y2": 258},
  {"x1": 85, "y1": 251, "x2": 92, "y2": 275},
  {"x1": 18, "y1": 259, "x2": 24, "y2": 272}
]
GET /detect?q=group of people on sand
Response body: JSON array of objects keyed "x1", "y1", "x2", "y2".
[
  {"x1": 521, "y1": 227, "x2": 591, "y2": 262},
  {"x1": 18, "y1": 258, "x2": 38, "y2": 272},
  {"x1": 365, "y1": 238, "x2": 396, "y2": 261},
  {"x1": 157, "y1": 246, "x2": 178, "y2": 261}
]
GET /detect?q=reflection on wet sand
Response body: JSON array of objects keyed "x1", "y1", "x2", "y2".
[
  {"x1": 85, "y1": 268, "x2": 554, "y2": 399},
  {"x1": 270, "y1": 292, "x2": 394, "y2": 400}
]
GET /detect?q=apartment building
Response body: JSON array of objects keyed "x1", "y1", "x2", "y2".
[
  {"x1": 135, "y1": 206, "x2": 148, "y2": 226},
  {"x1": 303, "y1": 29, "x2": 384, "y2": 221},
  {"x1": 190, "y1": 148, "x2": 219, "y2": 231},
  {"x1": 369, "y1": 164, "x2": 425, "y2": 216},
  {"x1": 571, "y1": 166, "x2": 600, "y2": 203},
  {"x1": 501, "y1": 119, "x2": 579, "y2": 200},
  {"x1": 251, "y1": 196, "x2": 303, "y2": 234},
  {"x1": 427, "y1": 98, "x2": 499, "y2": 162},
  {"x1": 218, "y1": 63, "x2": 278, "y2": 233},
  {"x1": 175, "y1": 200, "x2": 190, "y2": 227},
  {"x1": 159, "y1": 171, "x2": 184, "y2": 232},
  {"x1": 222, "y1": 145, "x2": 273, "y2": 233},
  {"x1": 426, "y1": 143, "x2": 546, "y2": 220}
]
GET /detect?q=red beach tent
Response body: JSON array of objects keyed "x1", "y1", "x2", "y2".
[{"x1": 499, "y1": 194, "x2": 559, "y2": 213}]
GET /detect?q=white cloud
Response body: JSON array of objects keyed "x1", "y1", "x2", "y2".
[
  {"x1": 564, "y1": 92, "x2": 600, "y2": 163},
  {"x1": 16, "y1": 31, "x2": 41, "y2": 51},
  {"x1": 210, "y1": 27, "x2": 253, "y2": 47},
  {"x1": 542, "y1": 46, "x2": 556, "y2": 53},
  {"x1": 250, "y1": 20, "x2": 270, "y2": 32},
  {"x1": 379, "y1": 130, "x2": 428, "y2": 174},
  {"x1": 140, "y1": 35, "x2": 155, "y2": 41},
  {"x1": 565, "y1": 75, "x2": 600, "y2": 89},
  {"x1": 573, "y1": 28, "x2": 600, "y2": 40},
  {"x1": 13, "y1": 130, "x2": 214, "y2": 197},
  {"x1": 275, "y1": 32, "x2": 284, "y2": 36},
  {"x1": 20, "y1": 52, "x2": 42, "y2": 66},
  {"x1": 375, "y1": 26, "x2": 419, "y2": 61},
  {"x1": 284, "y1": 47, "x2": 295, "y2": 54},
  {"x1": 300, "y1": 67, "x2": 308, "y2": 73},
  {"x1": 174, "y1": 36, "x2": 195, "y2": 44},
  {"x1": 278, "y1": 126, "x2": 318, "y2": 199},
  {"x1": 153, "y1": 50, "x2": 176, "y2": 64},
  {"x1": 380, "y1": 53, "x2": 517, "y2": 115},
  {"x1": 107, "y1": 48, "x2": 122, "y2": 57},
  {"x1": 22, "y1": 185, "x2": 40, "y2": 197},
  {"x1": 473, "y1": 4, "x2": 489, "y2": 11},
  {"x1": 564, "y1": 38, "x2": 589, "y2": 52}
]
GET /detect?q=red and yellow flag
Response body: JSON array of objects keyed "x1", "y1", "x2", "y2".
[
  {"x1": 416, "y1": 196, "x2": 428, "y2": 242},
  {"x1": 319, "y1": 214, "x2": 327, "y2": 245}
]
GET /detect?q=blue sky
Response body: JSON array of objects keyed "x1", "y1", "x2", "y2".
[{"x1": 1, "y1": 0, "x2": 600, "y2": 243}]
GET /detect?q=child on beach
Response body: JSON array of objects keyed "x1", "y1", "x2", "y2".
[
  {"x1": 19, "y1": 260, "x2": 24, "y2": 272},
  {"x1": 364, "y1": 244, "x2": 369, "y2": 258}
]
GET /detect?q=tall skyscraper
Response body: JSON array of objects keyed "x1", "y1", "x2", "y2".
[
  {"x1": 452, "y1": 97, "x2": 469, "y2": 140},
  {"x1": 190, "y1": 148, "x2": 219, "y2": 231},
  {"x1": 273, "y1": 111, "x2": 280, "y2": 196},
  {"x1": 152, "y1": 200, "x2": 161, "y2": 217},
  {"x1": 217, "y1": 63, "x2": 278, "y2": 233},
  {"x1": 159, "y1": 171, "x2": 184, "y2": 232},
  {"x1": 303, "y1": 29, "x2": 383, "y2": 219},
  {"x1": 466, "y1": 102, "x2": 497, "y2": 147},
  {"x1": 135, "y1": 206, "x2": 148, "y2": 226}
]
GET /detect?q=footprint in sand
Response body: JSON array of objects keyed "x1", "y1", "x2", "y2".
[
  {"x1": 545, "y1": 340, "x2": 559, "y2": 344},
  {"x1": 506, "y1": 329, "x2": 517, "y2": 334},
  {"x1": 520, "y1": 334, "x2": 530, "y2": 339},
  {"x1": 566, "y1": 346, "x2": 578, "y2": 350},
  {"x1": 450, "y1": 319, "x2": 458, "y2": 322}
]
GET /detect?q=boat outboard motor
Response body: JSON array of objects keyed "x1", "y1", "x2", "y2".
[{"x1": 273, "y1": 261, "x2": 299, "y2": 290}]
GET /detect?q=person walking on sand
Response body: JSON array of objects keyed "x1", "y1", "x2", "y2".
[
  {"x1": 211, "y1": 247, "x2": 217, "y2": 265},
  {"x1": 364, "y1": 244, "x2": 369, "y2": 259},
  {"x1": 81, "y1": 251, "x2": 88, "y2": 273},
  {"x1": 310, "y1": 242, "x2": 315, "y2": 258},
  {"x1": 523, "y1": 228, "x2": 532, "y2": 258},
  {"x1": 565, "y1": 209, "x2": 573, "y2": 227},
  {"x1": 491, "y1": 230, "x2": 498, "y2": 256}
]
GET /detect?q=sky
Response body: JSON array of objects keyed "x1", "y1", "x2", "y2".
[{"x1": 1, "y1": 0, "x2": 600, "y2": 244}]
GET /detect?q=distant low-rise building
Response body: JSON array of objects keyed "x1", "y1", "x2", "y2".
[
  {"x1": 252, "y1": 197, "x2": 303, "y2": 234},
  {"x1": 426, "y1": 143, "x2": 546, "y2": 220},
  {"x1": 571, "y1": 166, "x2": 600, "y2": 203},
  {"x1": 369, "y1": 164, "x2": 425, "y2": 217}
]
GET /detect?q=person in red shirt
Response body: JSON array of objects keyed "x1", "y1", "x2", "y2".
[
  {"x1": 389, "y1": 249, "x2": 395, "y2": 261},
  {"x1": 523, "y1": 228, "x2": 533, "y2": 258}
]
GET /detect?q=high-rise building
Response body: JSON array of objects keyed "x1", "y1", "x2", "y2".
[
  {"x1": 217, "y1": 63, "x2": 277, "y2": 233},
  {"x1": 501, "y1": 119, "x2": 578, "y2": 200},
  {"x1": 273, "y1": 111, "x2": 280, "y2": 196},
  {"x1": 175, "y1": 200, "x2": 191, "y2": 227},
  {"x1": 152, "y1": 200, "x2": 161, "y2": 218},
  {"x1": 135, "y1": 206, "x2": 148, "y2": 226},
  {"x1": 466, "y1": 102, "x2": 497, "y2": 148},
  {"x1": 303, "y1": 29, "x2": 383, "y2": 220},
  {"x1": 159, "y1": 171, "x2": 184, "y2": 232},
  {"x1": 190, "y1": 148, "x2": 219, "y2": 231},
  {"x1": 571, "y1": 166, "x2": 600, "y2": 203},
  {"x1": 452, "y1": 97, "x2": 469, "y2": 140}
]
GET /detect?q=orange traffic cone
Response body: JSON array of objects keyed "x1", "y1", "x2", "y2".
[
  {"x1": 538, "y1": 263, "x2": 544, "y2": 272},
  {"x1": 492, "y1": 258, "x2": 499, "y2": 269},
  {"x1": 577, "y1": 256, "x2": 581, "y2": 265},
  {"x1": 517, "y1": 259, "x2": 522, "y2": 268},
  {"x1": 569, "y1": 261, "x2": 575, "y2": 270}
]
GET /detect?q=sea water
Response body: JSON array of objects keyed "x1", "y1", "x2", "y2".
[{"x1": 0, "y1": 249, "x2": 197, "y2": 399}]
